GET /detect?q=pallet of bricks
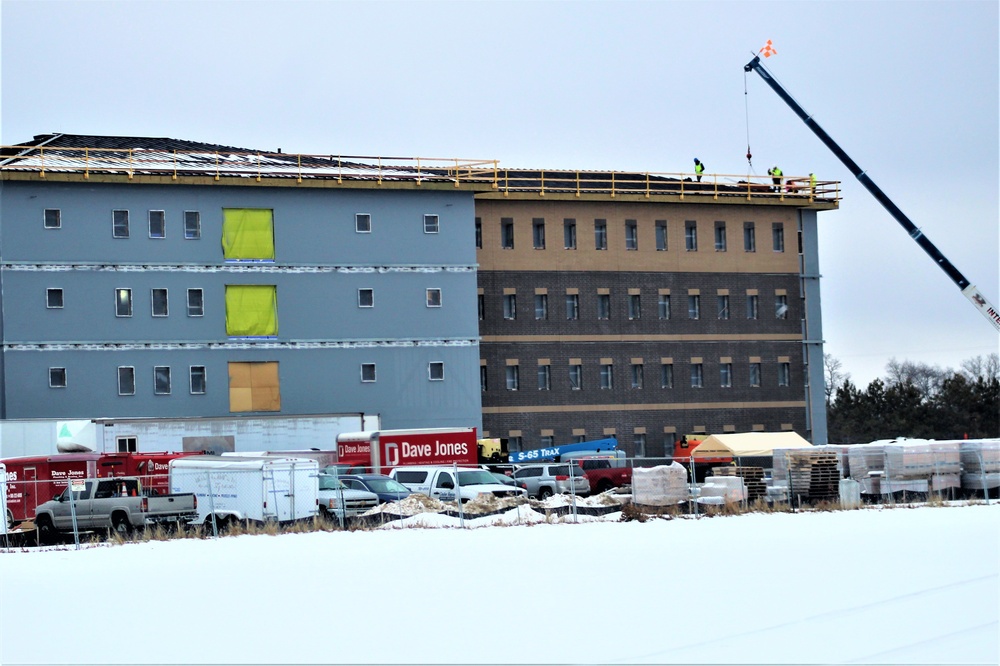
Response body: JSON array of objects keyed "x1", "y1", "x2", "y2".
[
  {"x1": 774, "y1": 448, "x2": 840, "y2": 504},
  {"x1": 710, "y1": 466, "x2": 766, "y2": 503}
]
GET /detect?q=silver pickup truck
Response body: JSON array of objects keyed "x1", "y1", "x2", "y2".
[{"x1": 34, "y1": 477, "x2": 198, "y2": 543}]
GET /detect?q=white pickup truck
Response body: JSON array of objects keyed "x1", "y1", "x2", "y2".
[
  {"x1": 317, "y1": 474, "x2": 380, "y2": 524},
  {"x1": 390, "y1": 466, "x2": 526, "y2": 503}
]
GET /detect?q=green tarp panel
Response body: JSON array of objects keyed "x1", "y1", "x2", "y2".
[
  {"x1": 222, "y1": 208, "x2": 275, "y2": 260},
  {"x1": 225, "y1": 285, "x2": 278, "y2": 337}
]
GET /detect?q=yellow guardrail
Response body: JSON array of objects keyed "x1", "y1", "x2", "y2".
[{"x1": 0, "y1": 145, "x2": 839, "y2": 202}]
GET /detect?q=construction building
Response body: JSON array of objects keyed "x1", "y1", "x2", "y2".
[{"x1": 0, "y1": 134, "x2": 838, "y2": 452}]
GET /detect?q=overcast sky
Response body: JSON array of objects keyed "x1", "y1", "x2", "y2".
[{"x1": 2, "y1": 0, "x2": 997, "y2": 387}]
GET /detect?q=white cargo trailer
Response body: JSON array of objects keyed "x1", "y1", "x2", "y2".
[{"x1": 169, "y1": 455, "x2": 319, "y2": 526}]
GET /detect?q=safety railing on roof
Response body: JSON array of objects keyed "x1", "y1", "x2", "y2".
[{"x1": 0, "y1": 145, "x2": 840, "y2": 203}]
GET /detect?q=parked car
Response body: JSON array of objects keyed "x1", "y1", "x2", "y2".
[
  {"x1": 489, "y1": 472, "x2": 517, "y2": 487},
  {"x1": 317, "y1": 474, "x2": 380, "y2": 524},
  {"x1": 512, "y1": 463, "x2": 590, "y2": 499},
  {"x1": 390, "y1": 466, "x2": 526, "y2": 503},
  {"x1": 339, "y1": 474, "x2": 413, "y2": 503}
]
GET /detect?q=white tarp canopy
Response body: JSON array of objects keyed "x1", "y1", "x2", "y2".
[{"x1": 692, "y1": 432, "x2": 813, "y2": 458}]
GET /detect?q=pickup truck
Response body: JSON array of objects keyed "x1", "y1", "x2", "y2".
[
  {"x1": 317, "y1": 474, "x2": 381, "y2": 525},
  {"x1": 34, "y1": 477, "x2": 198, "y2": 543},
  {"x1": 390, "y1": 466, "x2": 526, "y2": 503},
  {"x1": 574, "y1": 457, "x2": 633, "y2": 494}
]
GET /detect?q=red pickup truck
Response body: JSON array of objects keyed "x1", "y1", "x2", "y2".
[{"x1": 574, "y1": 457, "x2": 632, "y2": 494}]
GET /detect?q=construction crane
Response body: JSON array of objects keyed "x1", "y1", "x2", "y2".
[{"x1": 744, "y1": 55, "x2": 1000, "y2": 332}]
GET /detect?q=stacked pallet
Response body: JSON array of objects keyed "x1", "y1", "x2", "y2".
[
  {"x1": 961, "y1": 439, "x2": 1000, "y2": 490},
  {"x1": 784, "y1": 449, "x2": 840, "y2": 503},
  {"x1": 711, "y1": 466, "x2": 766, "y2": 502}
]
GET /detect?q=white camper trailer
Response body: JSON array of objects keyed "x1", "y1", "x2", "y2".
[{"x1": 169, "y1": 455, "x2": 318, "y2": 527}]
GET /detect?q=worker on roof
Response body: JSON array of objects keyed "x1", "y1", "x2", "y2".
[
  {"x1": 768, "y1": 165, "x2": 783, "y2": 192},
  {"x1": 809, "y1": 172, "x2": 817, "y2": 196},
  {"x1": 693, "y1": 158, "x2": 705, "y2": 182}
]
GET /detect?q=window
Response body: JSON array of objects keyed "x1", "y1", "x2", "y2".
[
  {"x1": 746, "y1": 294, "x2": 759, "y2": 320},
  {"x1": 685, "y1": 221, "x2": 697, "y2": 251},
  {"x1": 475, "y1": 218, "x2": 482, "y2": 248},
  {"x1": 597, "y1": 293, "x2": 610, "y2": 320},
  {"x1": 190, "y1": 366, "x2": 207, "y2": 394},
  {"x1": 422, "y1": 214, "x2": 439, "y2": 234},
  {"x1": 426, "y1": 288, "x2": 442, "y2": 308},
  {"x1": 118, "y1": 366, "x2": 135, "y2": 395},
  {"x1": 46, "y1": 288, "x2": 64, "y2": 309},
  {"x1": 661, "y1": 363, "x2": 674, "y2": 389},
  {"x1": 744, "y1": 222, "x2": 756, "y2": 252},
  {"x1": 361, "y1": 363, "x2": 376, "y2": 382},
  {"x1": 228, "y1": 361, "x2": 281, "y2": 412},
  {"x1": 112, "y1": 210, "x2": 129, "y2": 238},
  {"x1": 631, "y1": 363, "x2": 643, "y2": 389},
  {"x1": 564, "y1": 219, "x2": 577, "y2": 249},
  {"x1": 501, "y1": 218, "x2": 514, "y2": 249},
  {"x1": 718, "y1": 295, "x2": 730, "y2": 320},
  {"x1": 714, "y1": 221, "x2": 727, "y2": 251},
  {"x1": 720, "y1": 363, "x2": 733, "y2": 388},
  {"x1": 154, "y1": 366, "x2": 171, "y2": 395},
  {"x1": 655, "y1": 220, "x2": 668, "y2": 251},
  {"x1": 690, "y1": 363, "x2": 704, "y2": 388},
  {"x1": 506, "y1": 365, "x2": 519, "y2": 390},
  {"x1": 625, "y1": 220, "x2": 638, "y2": 250},
  {"x1": 358, "y1": 288, "x2": 374, "y2": 308},
  {"x1": 356, "y1": 213, "x2": 371, "y2": 233},
  {"x1": 658, "y1": 294, "x2": 671, "y2": 320},
  {"x1": 225, "y1": 285, "x2": 278, "y2": 337},
  {"x1": 478, "y1": 294, "x2": 485, "y2": 321},
  {"x1": 503, "y1": 294, "x2": 516, "y2": 320},
  {"x1": 537, "y1": 365, "x2": 550, "y2": 391},
  {"x1": 749, "y1": 362, "x2": 761, "y2": 387},
  {"x1": 772, "y1": 223, "x2": 785, "y2": 252},
  {"x1": 429, "y1": 362, "x2": 444, "y2": 381},
  {"x1": 594, "y1": 219, "x2": 607, "y2": 250},
  {"x1": 775, "y1": 294, "x2": 788, "y2": 319},
  {"x1": 148, "y1": 210, "x2": 165, "y2": 238},
  {"x1": 534, "y1": 294, "x2": 548, "y2": 320},
  {"x1": 117, "y1": 437, "x2": 137, "y2": 453},
  {"x1": 222, "y1": 208, "x2": 274, "y2": 261},
  {"x1": 187, "y1": 289, "x2": 204, "y2": 317},
  {"x1": 572, "y1": 434, "x2": 586, "y2": 444},
  {"x1": 778, "y1": 362, "x2": 791, "y2": 387},
  {"x1": 480, "y1": 366, "x2": 488, "y2": 392},
  {"x1": 533, "y1": 218, "x2": 546, "y2": 249},
  {"x1": 569, "y1": 363, "x2": 582, "y2": 390},
  {"x1": 184, "y1": 211, "x2": 201, "y2": 239},
  {"x1": 628, "y1": 294, "x2": 641, "y2": 320},
  {"x1": 633, "y1": 434, "x2": 647, "y2": 458},
  {"x1": 49, "y1": 367, "x2": 67, "y2": 388},
  {"x1": 115, "y1": 288, "x2": 132, "y2": 317},
  {"x1": 566, "y1": 294, "x2": 579, "y2": 320},
  {"x1": 151, "y1": 288, "x2": 168, "y2": 317},
  {"x1": 540, "y1": 435, "x2": 555, "y2": 448},
  {"x1": 600, "y1": 364, "x2": 613, "y2": 389},
  {"x1": 44, "y1": 209, "x2": 61, "y2": 229},
  {"x1": 688, "y1": 295, "x2": 700, "y2": 320}
]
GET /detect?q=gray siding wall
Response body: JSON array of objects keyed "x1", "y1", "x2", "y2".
[{"x1": 1, "y1": 181, "x2": 482, "y2": 430}]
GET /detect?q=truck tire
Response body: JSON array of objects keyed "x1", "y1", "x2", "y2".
[
  {"x1": 539, "y1": 487, "x2": 554, "y2": 500},
  {"x1": 596, "y1": 480, "x2": 614, "y2": 493},
  {"x1": 111, "y1": 513, "x2": 132, "y2": 538},
  {"x1": 35, "y1": 515, "x2": 56, "y2": 545}
]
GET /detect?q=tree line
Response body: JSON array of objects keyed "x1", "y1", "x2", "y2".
[{"x1": 825, "y1": 353, "x2": 999, "y2": 443}]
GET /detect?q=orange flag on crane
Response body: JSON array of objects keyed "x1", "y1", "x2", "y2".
[{"x1": 761, "y1": 40, "x2": 777, "y2": 57}]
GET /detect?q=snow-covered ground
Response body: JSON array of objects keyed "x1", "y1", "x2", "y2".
[{"x1": 1, "y1": 503, "x2": 997, "y2": 665}]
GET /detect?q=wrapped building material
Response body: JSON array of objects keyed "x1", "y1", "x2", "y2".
[
  {"x1": 631, "y1": 463, "x2": 688, "y2": 506},
  {"x1": 884, "y1": 441, "x2": 961, "y2": 478},
  {"x1": 699, "y1": 475, "x2": 746, "y2": 503},
  {"x1": 960, "y1": 439, "x2": 1000, "y2": 474}
]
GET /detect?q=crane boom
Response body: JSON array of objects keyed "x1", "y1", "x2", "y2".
[{"x1": 744, "y1": 55, "x2": 1000, "y2": 332}]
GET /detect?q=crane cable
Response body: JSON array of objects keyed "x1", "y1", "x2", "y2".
[{"x1": 744, "y1": 69, "x2": 755, "y2": 173}]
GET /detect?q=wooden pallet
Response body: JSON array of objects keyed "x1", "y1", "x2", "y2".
[
  {"x1": 785, "y1": 451, "x2": 840, "y2": 502},
  {"x1": 710, "y1": 466, "x2": 767, "y2": 502}
]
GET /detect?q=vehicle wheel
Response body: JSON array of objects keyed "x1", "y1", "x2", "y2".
[
  {"x1": 112, "y1": 514, "x2": 132, "y2": 538},
  {"x1": 597, "y1": 480, "x2": 614, "y2": 493},
  {"x1": 36, "y1": 515, "x2": 56, "y2": 545},
  {"x1": 539, "y1": 487, "x2": 553, "y2": 500}
]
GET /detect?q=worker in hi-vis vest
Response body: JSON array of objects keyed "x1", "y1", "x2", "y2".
[
  {"x1": 809, "y1": 172, "x2": 817, "y2": 195},
  {"x1": 768, "y1": 165, "x2": 783, "y2": 192},
  {"x1": 693, "y1": 158, "x2": 705, "y2": 182}
]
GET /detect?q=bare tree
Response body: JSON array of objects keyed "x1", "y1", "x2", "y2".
[
  {"x1": 823, "y1": 353, "x2": 849, "y2": 401},
  {"x1": 884, "y1": 358, "x2": 947, "y2": 399},
  {"x1": 961, "y1": 353, "x2": 1000, "y2": 383}
]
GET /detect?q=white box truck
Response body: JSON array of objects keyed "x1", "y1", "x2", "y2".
[{"x1": 169, "y1": 455, "x2": 318, "y2": 528}]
